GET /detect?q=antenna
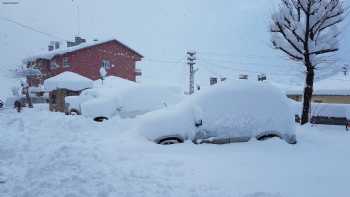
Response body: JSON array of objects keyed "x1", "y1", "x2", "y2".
[
  {"x1": 72, "y1": 0, "x2": 81, "y2": 36},
  {"x1": 77, "y1": 4, "x2": 81, "y2": 36}
]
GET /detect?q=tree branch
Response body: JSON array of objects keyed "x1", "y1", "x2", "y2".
[
  {"x1": 309, "y1": 48, "x2": 338, "y2": 55},
  {"x1": 275, "y1": 22, "x2": 304, "y2": 54},
  {"x1": 275, "y1": 45, "x2": 304, "y2": 60}
]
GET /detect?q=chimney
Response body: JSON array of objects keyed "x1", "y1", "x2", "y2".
[
  {"x1": 48, "y1": 45, "x2": 54, "y2": 51},
  {"x1": 67, "y1": 36, "x2": 86, "y2": 47},
  {"x1": 67, "y1": 41, "x2": 75, "y2": 48},
  {"x1": 257, "y1": 74, "x2": 267, "y2": 81},
  {"x1": 75, "y1": 36, "x2": 86, "y2": 45},
  {"x1": 239, "y1": 74, "x2": 248, "y2": 80},
  {"x1": 54, "y1": 41, "x2": 60, "y2": 49},
  {"x1": 210, "y1": 77, "x2": 218, "y2": 85}
]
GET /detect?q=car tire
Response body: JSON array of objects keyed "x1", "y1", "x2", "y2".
[
  {"x1": 158, "y1": 137, "x2": 183, "y2": 145},
  {"x1": 94, "y1": 116, "x2": 109, "y2": 122},
  {"x1": 69, "y1": 109, "x2": 81, "y2": 115},
  {"x1": 256, "y1": 134, "x2": 281, "y2": 141}
]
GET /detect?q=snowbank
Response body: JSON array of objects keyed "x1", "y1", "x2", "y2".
[
  {"x1": 1, "y1": 104, "x2": 350, "y2": 197},
  {"x1": 44, "y1": 72, "x2": 93, "y2": 91}
]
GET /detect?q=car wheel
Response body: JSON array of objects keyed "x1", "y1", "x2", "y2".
[
  {"x1": 94, "y1": 116, "x2": 109, "y2": 122},
  {"x1": 256, "y1": 134, "x2": 281, "y2": 141},
  {"x1": 69, "y1": 109, "x2": 81, "y2": 115},
  {"x1": 158, "y1": 137, "x2": 183, "y2": 145}
]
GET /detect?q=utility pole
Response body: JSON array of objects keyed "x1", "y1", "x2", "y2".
[
  {"x1": 342, "y1": 64, "x2": 349, "y2": 76},
  {"x1": 187, "y1": 51, "x2": 197, "y2": 95}
]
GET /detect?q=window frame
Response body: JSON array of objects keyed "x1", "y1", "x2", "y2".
[
  {"x1": 101, "y1": 59, "x2": 111, "y2": 69},
  {"x1": 50, "y1": 60, "x2": 60, "y2": 70},
  {"x1": 63, "y1": 57, "x2": 70, "y2": 68}
]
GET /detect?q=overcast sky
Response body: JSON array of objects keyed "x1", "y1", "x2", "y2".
[{"x1": 1, "y1": 0, "x2": 349, "y2": 88}]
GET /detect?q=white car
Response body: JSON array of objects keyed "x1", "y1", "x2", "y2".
[
  {"x1": 138, "y1": 80, "x2": 297, "y2": 145},
  {"x1": 65, "y1": 76, "x2": 184, "y2": 121}
]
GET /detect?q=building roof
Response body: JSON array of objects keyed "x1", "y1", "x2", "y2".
[
  {"x1": 286, "y1": 73, "x2": 350, "y2": 96},
  {"x1": 44, "y1": 71, "x2": 93, "y2": 91},
  {"x1": 23, "y1": 38, "x2": 143, "y2": 63}
]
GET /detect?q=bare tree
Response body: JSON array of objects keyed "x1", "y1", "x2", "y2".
[{"x1": 270, "y1": 0, "x2": 346, "y2": 124}]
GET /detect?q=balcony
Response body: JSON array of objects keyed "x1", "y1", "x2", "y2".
[{"x1": 135, "y1": 68, "x2": 142, "y2": 76}]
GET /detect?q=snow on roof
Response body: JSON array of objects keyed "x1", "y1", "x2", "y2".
[
  {"x1": 23, "y1": 38, "x2": 143, "y2": 63},
  {"x1": 285, "y1": 73, "x2": 350, "y2": 96},
  {"x1": 44, "y1": 72, "x2": 93, "y2": 91}
]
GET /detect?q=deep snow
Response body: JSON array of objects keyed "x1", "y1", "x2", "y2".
[{"x1": 1, "y1": 105, "x2": 350, "y2": 197}]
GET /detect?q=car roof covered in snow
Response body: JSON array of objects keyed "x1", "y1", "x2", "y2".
[{"x1": 44, "y1": 71, "x2": 93, "y2": 91}]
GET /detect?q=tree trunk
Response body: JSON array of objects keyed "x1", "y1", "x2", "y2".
[{"x1": 301, "y1": 68, "x2": 314, "y2": 125}]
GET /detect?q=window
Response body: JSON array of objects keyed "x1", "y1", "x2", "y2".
[
  {"x1": 63, "y1": 57, "x2": 70, "y2": 68},
  {"x1": 101, "y1": 59, "x2": 111, "y2": 69},
  {"x1": 50, "y1": 61, "x2": 60, "y2": 69}
]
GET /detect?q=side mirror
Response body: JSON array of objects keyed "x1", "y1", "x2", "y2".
[{"x1": 195, "y1": 119, "x2": 203, "y2": 127}]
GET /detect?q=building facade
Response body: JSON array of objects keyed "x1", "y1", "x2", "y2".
[{"x1": 25, "y1": 39, "x2": 143, "y2": 86}]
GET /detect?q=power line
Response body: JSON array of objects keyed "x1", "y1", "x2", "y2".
[
  {"x1": 0, "y1": 16, "x2": 67, "y2": 41},
  {"x1": 197, "y1": 51, "x2": 280, "y2": 60},
  {"x1": 199, "y1": 59, "x2": 303, "y2": 77}
]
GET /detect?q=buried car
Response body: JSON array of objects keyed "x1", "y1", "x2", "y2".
[
  {"x1": 65, "y1": 76, "x2": 184, "y2": 121},
  {"x1": 138, "y1": 80, "x2": 297, "y2": 145}
]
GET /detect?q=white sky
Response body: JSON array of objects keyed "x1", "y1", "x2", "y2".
[{"x1": 0, "y1": 0, "x2": 349, "y2": 88}]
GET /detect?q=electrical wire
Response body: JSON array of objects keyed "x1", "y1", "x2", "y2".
[{"x1": 0, "y1": 16, "x2": 67, "y2": 41}]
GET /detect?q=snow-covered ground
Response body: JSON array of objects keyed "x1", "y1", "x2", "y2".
[{"x1": 1, "y1": 105, "x2": 350, "y2": 197}]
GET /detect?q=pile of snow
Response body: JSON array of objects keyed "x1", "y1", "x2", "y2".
[
  {"x1": 138, "y1": 80, "x2": 296, "y2": 143},
  {"x1": 1, "y1": 104, "x2": 350, "y2": 196},
  {"x1": 44, "y1": 72, "x2": 93, "y2": 91}
]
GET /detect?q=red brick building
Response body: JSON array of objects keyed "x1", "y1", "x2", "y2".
[{"x1": 24, "y1": 38, "x2": 143, "y2": 86}]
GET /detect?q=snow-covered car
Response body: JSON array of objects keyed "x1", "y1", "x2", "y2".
[
  {"x1": 65, "y1": 76, "x2": 184, "y2": 121},
  {"x1": 138, "y1": 80, "x2": 297, "y2": 145}
]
